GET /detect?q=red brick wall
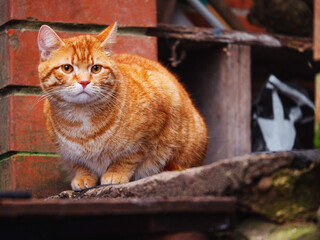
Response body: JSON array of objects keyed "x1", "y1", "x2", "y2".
[
  {"x1": 225, "y1": 0, "x2": 266, "y2": 33},
  {"x1": 0, "y1": 0, "x2": 157, "y2": 198}
]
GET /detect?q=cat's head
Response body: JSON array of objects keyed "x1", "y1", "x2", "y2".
[{"x1": 37, "y1": 23, "x2": 119, "y2": 104}]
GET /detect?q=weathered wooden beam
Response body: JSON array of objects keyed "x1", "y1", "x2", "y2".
[
  {"x1": 0, "y1": 197, "x2": 236, "y2": 216},
  {"x1": 49, "y1": 150, "x2": 320, "y2": 200},
  {"x1": 45, "y1": 150, "x2": 320, "y2": 224},
  {"x1": 205, "y1": 44, "x2": 251, "y2": 162},
  {"x1": 148, "y1": 24, "x2": 313, "y2": 52},
  {"x1": 314, "y1": 0, "x2": 320, "y2": 147},
  {"x1": 176, "y1": 43, "x2": 251, "y2": 162},
  {"x1": 0, "y1": 197, "x2": 236, "y2": 238},
  {"x1": 314, "y1": 0, "x2": 320, "y2": 60},
  {"x1": 315, "y1": 73, "x2": 320, "y2": 148}
]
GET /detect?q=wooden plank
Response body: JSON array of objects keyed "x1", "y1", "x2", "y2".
[
  {"x1": 314, "y1": 0, "x2": 320, "y2": 148},
  {"x1": 206, "y1": 44, "x2": 251, "y2": 162},
  {"x1": 0, "y1": 213, "x2": 233, "y2": 238},
  {"x1": 315, "y1": 73, "x2": 320, "y2": 147},
  {"x1": 0, "y1": 197, "x2": 236, "y2": 216},
  {"x1": 314, "y1": 0, "x2": 320, "y2": 60},
  {"x1": 148, "y1": 24, "x2": 313, "y2": 51},
  {"x1": 50, "y1": 151, "x2": 311, "y2": 200},
  {"x1": 179, "y1": 43, "x2": 251, "y2": 163},
  {"x1": 0, "y1": 197, "x2": 236, "y2": 237}
]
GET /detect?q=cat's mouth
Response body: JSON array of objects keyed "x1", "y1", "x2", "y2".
[
  {"x1": 76, "y1": 91, "x2": 91, "y2": 96},
  {"x1": 67, "y1": 90, "x2": 95, "y2": 104}
]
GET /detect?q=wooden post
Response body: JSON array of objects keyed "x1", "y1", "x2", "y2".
[
  {"x1": 181, "y1": 43, "x2": 251, "y2": 163},
  {"x1": 316, "y1": 74, "x2": 320, "y2": 147},
  {"x1": 314, "y1": 0, "x2": 320, "y2": 147},
  {"x1": 205, "y1": 44, "x2": 251, "y2": 163}
]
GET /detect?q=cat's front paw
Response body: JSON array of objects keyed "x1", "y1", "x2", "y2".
[
  {"x1": 71, "y1": 175, "x2": 97, "y2": 191},
  {"x1": 101, "y1": 172, "x2": 129, "y2": 185}
]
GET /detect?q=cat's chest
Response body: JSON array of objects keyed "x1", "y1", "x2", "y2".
[
  {"x1": 60, "y1": 109, "x2": 93, "y2": 134},
  {"x1": 53, "y1": 109, "x2": 118, "y2": 149}
]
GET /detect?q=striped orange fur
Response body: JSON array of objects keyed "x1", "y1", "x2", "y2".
[{"x1": 37, "y1": 23, "x2": 207, "y2": 191}]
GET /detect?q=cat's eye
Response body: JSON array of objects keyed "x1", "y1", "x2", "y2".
[
  {"x1": 91, "y1": 65, "x2": 102, "y2": 74},
  {"x1": 61, "y1": 64, "x2": 73, "y2": 73}
]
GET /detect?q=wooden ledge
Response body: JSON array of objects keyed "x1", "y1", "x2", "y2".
[
  {"x1": 148, "y1": 24, "x2": 313, "y2": 52},
  {"x1": 0, "y1": 196, "x2": 236, "y2": 217},
  {"x1": 0, "y1": 197, "x2": 236, "y2": 237}
]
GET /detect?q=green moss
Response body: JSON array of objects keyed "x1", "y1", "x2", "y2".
[
  {"x1": 0, "y1": 156, "x2": 12, "y2": 163},
  {"x1": 239, "y1": 164, "x2": 320, "y2": 222},
  {"x1": 0, "y1": 86, "x2": 42, "y2": 98},
  {"x1": 0, "y1": 151, "x2": 17, "y2": 162},
  {"x1": 314, "y1": 123, "x2": 320, "y2": 148},
  {"x1": 18, "y1": 152, "x2": 58, "y2": 157},
  {"x1": 235, "y1": 219, "x2": 319, "y2": 240}
]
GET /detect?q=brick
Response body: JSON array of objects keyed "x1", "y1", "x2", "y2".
[
  {"x1": 225, "y1": 0, "x2": 253, "y2": 9},
  {"x1": 0, "y1": 95, "x2": 55, "y2": 154},
  {"x1": 0, "y1": 29, "x2": 157, "y2": 89},
  {"x1": 0, "y1": 0, "x2": 156, "y2": 27},
  {"x1": 0, "y1": 154, "x2": 69, "y2": 198}
]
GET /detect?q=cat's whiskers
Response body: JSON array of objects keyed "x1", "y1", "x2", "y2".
[
  {"x1": 97, "y1": 93, "x2": 122, "y2": 115},
  {"x1": 32, "y1": 88, "x2": 64, "y2": 109},
  {"x1": 91, "y1": 85, "x2": 122, "y2": 107},
  {"x1": 98, "y1": 90, "x2": 123, "y2": 113}
]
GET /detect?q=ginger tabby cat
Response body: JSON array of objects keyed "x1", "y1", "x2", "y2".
[{"x1": 37, "y1": 23, "x2": 207, "y2": 191}]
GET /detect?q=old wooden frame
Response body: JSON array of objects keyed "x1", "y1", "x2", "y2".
[{"x1": 149, "y1": 24, "x2": 313, "y2": 162}]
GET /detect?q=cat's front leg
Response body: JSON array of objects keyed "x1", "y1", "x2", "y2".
[
  {"x1": 71, "y1": 164, "x2": 98, "y2": 191},
  {"x1": 101, "y1": 152, "x2": 143, "y2": 185}
]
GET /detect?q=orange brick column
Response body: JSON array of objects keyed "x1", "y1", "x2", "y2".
[{"x1": 0, "y1": 0, "x2": 157, "y2": 198}]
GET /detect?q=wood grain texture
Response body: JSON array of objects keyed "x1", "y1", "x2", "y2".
[
  {"x1": 0, "y1": 197, "x2": 236, "y2": 216},
  {"x1": 49, "y1": 151, "x2": 319, "y2": 199},
  {"x1": 0, "y1": 197, "x2": 235, "y2": 238},
  {"x1": 0, "y1": 0, "x2": 156, "y2": 27},
  {"x1": 315, "y1": 0, "x2": 320, "y2": 60},
  {"x1": 148, "y1": 24, "x2": 312, "y2": 51},
  {"x1": 314, "y1": 73, "x2": 320, "y2": 147},
  {"x1": 179, "y1": 43, "x2": 251, "y2": 162}
]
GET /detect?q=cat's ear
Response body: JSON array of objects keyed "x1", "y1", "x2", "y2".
[
  {"x1": 97, "y1": 22, "x2": 117, "y2": 54},
  {"x1": 37, "y1": 25, "x2": 65, "y2": 60}
]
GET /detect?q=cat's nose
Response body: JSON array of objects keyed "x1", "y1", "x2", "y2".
[{"x1": 79, "y1": 80, "x2": 90, "y2": 89}]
